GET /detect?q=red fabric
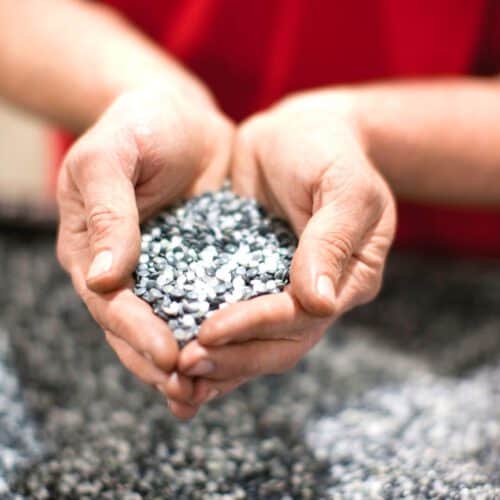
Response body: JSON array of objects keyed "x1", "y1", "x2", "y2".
[{"x1": 53, "y1": 0, "x2": 500, "y2": 256}]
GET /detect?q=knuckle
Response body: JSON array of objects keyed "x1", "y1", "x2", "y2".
[
  {"x1": 63, "y1": 128, "x2": 138, "y2": 183},
  {"x1": 63, "y1": 139, "x2": 103, "y2": 176},
  {"x1": 316, "y1": 230, "x2": 353, "y2": 271},
  {"x1": 353, "y1": 266, "x2": 384, "y2": 307},
  {"x1": 87, "y1": 205, "x2": 124, "y2": 241},
  {"x1": 150, "y1": 336, "x2": 175, "y2": 369}
]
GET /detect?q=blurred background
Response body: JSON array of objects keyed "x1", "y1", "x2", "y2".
[
  {"x1": 0, "y1": 101, "x2": 53, "y2": 223},
  {"x1": 1, "y1": 101, "x2": 500, "y2": 499}
]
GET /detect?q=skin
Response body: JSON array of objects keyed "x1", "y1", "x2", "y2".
[
  {"x1": 57, "y1": 85, "x2": 233, "y2": 419},
  {"x1": 175, "y1": 85, "x2": 500, "y2": 413},
  {"x1": 176, "y1": 91, "x2": 397, "y2": 406},
  {"x1": 1, "y1": 1, "x2": 499, "y2": 419},
  {"x1": 0, "y1": 0, "x2": 228, "y2": 419}
]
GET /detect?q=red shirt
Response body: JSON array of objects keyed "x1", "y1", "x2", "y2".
[{"x1": 56, "y1": 0, "x2": 500, "y2": 256}]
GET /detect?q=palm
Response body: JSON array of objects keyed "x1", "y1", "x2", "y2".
[
  {"x1": 232, "y1": 103, "x2": 395, "y2": 315},
  {"x1": 57, "y1": 85, "x2": 233, "y2": 420},
  {"x1": 173, "y1": 95, "x2": 396, "y2": 409}
]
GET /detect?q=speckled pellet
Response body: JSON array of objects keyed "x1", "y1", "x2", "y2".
[{"x1": 133, "y1": 185, "x2": 297, "y2": 346}]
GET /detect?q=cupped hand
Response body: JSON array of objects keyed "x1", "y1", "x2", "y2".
[
  {"x1": 175, "y1": 90, "x2": 396, "y2": 405},
  {"x1": 56, "y1": 83, "x2": 233, "y2": 419}
]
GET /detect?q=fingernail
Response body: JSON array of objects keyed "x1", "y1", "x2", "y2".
[
  {"x1": 87, "y1": 250, "x2": 112, "y2": 280},
  {"x1": 206, "y1": 388, "x2": 219, "y2": 402},
  {"x1": 317, "y1": 274, "x2": 336, "y2": 306},
  {"x1": 186, "y1": 359, "x2": 215, "y2": 376},
  {"x1": 168, "y1": 372, "x2": 179, "y2": 386}
]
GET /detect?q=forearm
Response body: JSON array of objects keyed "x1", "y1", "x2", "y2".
[
  {"x1": 351, "y1": 78, "x2": 500, "y2": 207},
  {"x1": 0, "y1": 0, "x2": 213, "y2": 132}
]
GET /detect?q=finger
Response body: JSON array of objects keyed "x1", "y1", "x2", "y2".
[
  {"x1": 188, "y1": 115, "x2": 234, "y2": 196},
  {"x1": 290, "y1": 184, "x2": 382, "y2": 316},
  {"x1": 331, "y1": 199, "x2": 395, "y2": 315},
  {"x1": 178, "y1": 335, "x2": 320, "y2": 381},
  {"x1": 191, "y1": 377, "x2": 248, "y2": 406},
  {"x1": 156, "y1": 372, "x2": 200, "y2": 417},
  {"x1": 198, "y1": 291, "x2": 325, "y2": 347},
  {"x1": 160, "y1": 371, "x2": 195, "y2": 403},
  {"x1": 160, "y1": 372, "x2": 224, "y2": 407},
  {"x1": 80, "y1": 283, "x2": 178, "y2": 373},
  {"x1": 230, "y1": 124, "x2": 262, "y2": 200},
  {"x1": 230, "y1": 117, "x2": 286, "y2": 215},
  {"x1": 333, "y1": 235, "x2": 390, "y2": 316},
  {"x1": 66, "y1": 135, "x2": 141, "y2": 294},
  {"x1": 167, "y1": 400, "x2": 200, "y2": 421},
  {"x1": 106, "y1": 332, "x2": 199, "y2": 420},
  {"x1": 105, "y1": 331, "x2": 169, "y2": 386}
]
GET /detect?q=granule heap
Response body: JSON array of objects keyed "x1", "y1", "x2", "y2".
[{"x1": 134, "y1": 187, "x2": 297, "y2": 345}]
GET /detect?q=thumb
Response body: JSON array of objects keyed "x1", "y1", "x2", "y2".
[
  {"x1": 290, "y1": 202, "x2": 368, "y2": 317},
  {"x1": 69, "y1": 149, "x2": 140, "y2": 294}
]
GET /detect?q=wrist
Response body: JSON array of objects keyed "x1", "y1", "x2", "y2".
[
  {"x1": 78, "y1": 63, "x2": 219, "y2": 136},
  {"x1": 108, "y1": 64, "x2": 217, "y2": 112},
  {"x1": 277, "y1": 88, "x2": 370, "y2": 154},
  {"x1": 315, "y1": 89, "x2": 373, "y2": 158},
  {"x1": 302, "y1": 88, "x2": 389, "y2": 174},
  {"x1": 84, "y1": 5, "x2": 218, "y2": 127}
]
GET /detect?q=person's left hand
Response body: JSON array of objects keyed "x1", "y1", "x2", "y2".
[{"x1": 169, "y1": 90, "x2": 396, "y2": 408}]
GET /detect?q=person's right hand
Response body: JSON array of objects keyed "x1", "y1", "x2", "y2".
[{"x1": 56, "y1": 83, "x2": 233, "y2": 419}]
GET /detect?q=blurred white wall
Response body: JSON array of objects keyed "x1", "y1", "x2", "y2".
[{"x1": 0, "y1": 100, "x2": 48, "y2": 204}]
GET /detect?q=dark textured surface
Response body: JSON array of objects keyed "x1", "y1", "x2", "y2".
[{"x1": 1, "y1": 228, "x2": 500, "y2": 499}]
